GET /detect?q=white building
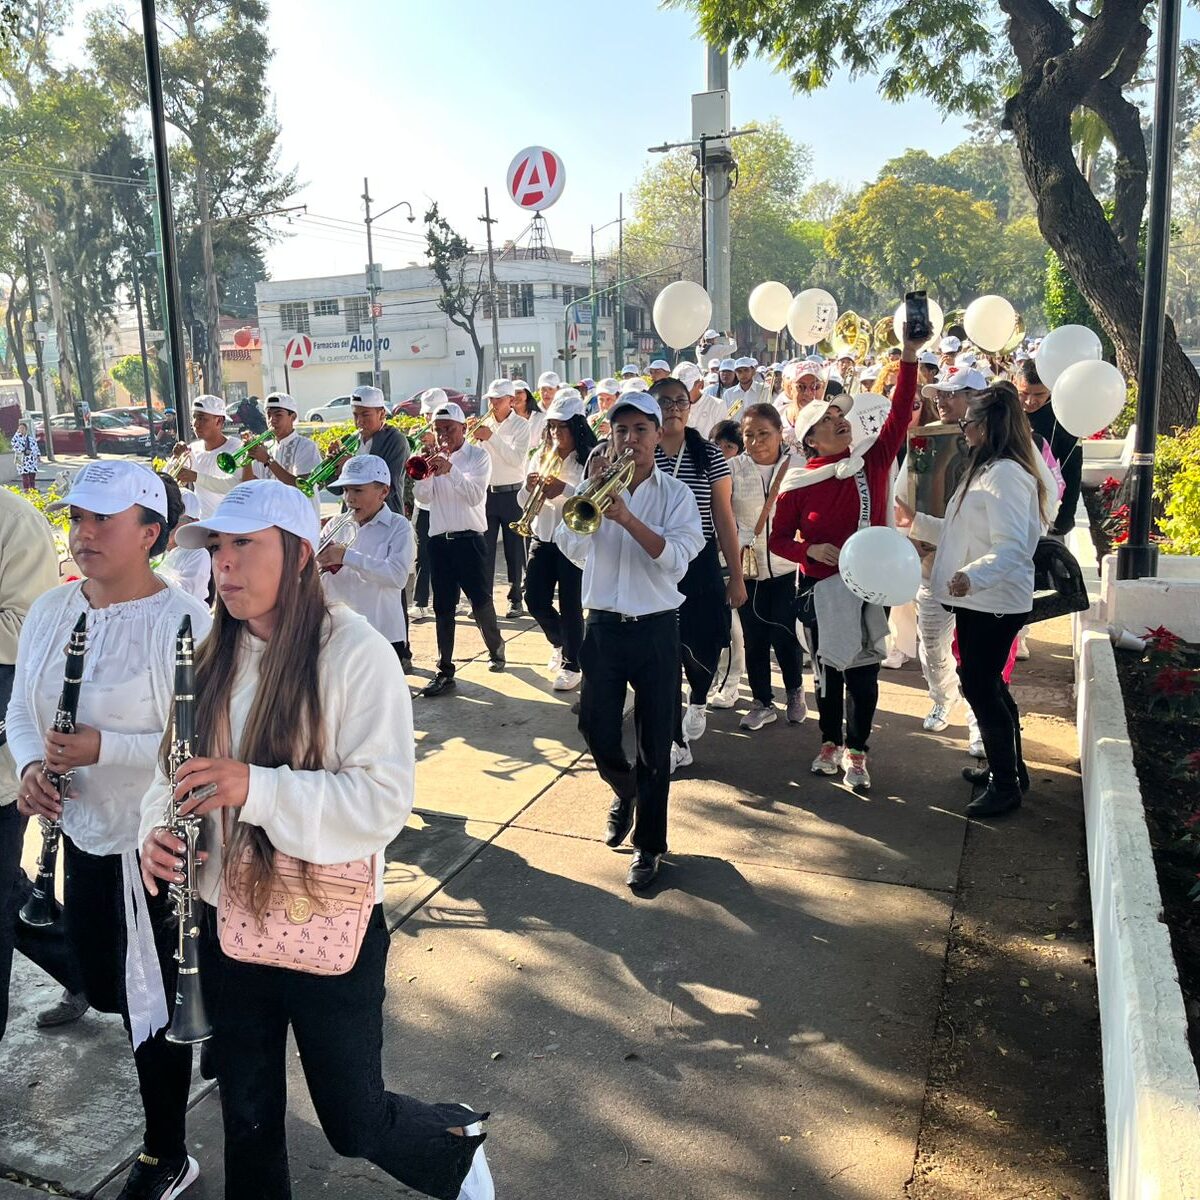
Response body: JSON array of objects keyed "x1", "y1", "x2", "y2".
[{"x1": 254, "y1": 250, "x2": 655, "y2": 414}]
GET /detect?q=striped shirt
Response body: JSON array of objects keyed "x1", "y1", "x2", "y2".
[{"x1": 655, "y1": 436, "x2": 730, "y2": 540}]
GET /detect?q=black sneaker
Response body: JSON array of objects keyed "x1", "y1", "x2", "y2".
[
  {"x1": 505, "y1": 605, "x2": 524, "y2": 619},
  {"x1": 116, "y1": 1151, "x2": 198, "y2": 1200}
]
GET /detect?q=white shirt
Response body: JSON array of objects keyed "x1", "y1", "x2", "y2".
[
  {"x1": 483, "y1": 412, "x2": 531, "y2": 487},
  {"x1": 517, "y1": 449, "x2": 584, "y2": 543},
  {"x1": 554, "y1": 467, "x2": 704, "y2": 616},
  {"x1": 7, "y1": 581, "x2": 213, "y2": 856},
  {"x1": 910, "y1": 458, "x2": 1042, "y2": 615},
  {"x1": 688, "y1": 391, "x2": 729, "y2": 437},
  {"x1": 321, "y1": 506, "x2": 416, "y2": 643},
  {"x1": 157, "y1": 547, "x2": 211, "y2": 603},
  {"x1": 189, "y1": 436, "x2": 242, "y2": 519},
  {"x1": 252, "y1": 430, "x2": 323, "y2": 517},
  {"x1": 411, "y1": 441, "x2": 491, "y2": 536},
  {"x1": 138, "y1": 604, "x2": 413, "y2": 907}
]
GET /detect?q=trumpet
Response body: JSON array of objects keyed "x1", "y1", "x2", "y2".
[
  {"x1": 163, "y1": 615, "x2": 212, "y2": 1045},
  {"x1": 316, "y1": 511, "x2": 359, "y2": 571},
  {"x1": 163, "y1": 447, "x2": 192, "y2": 481},
  {"x1": 404, "y1": 419, "x2": 432, "y2": 453},
  {"x1": 510, "y1": 437, "x2": 563, "y2": 538},
  {"x1": 297, "y1": 432, "x2": 361, "y2": 497},
  {"x1": 465, "y1": 412, "x2": 496, "y2": 442},
  {"x1": 217, "y1": 430, "x2": 275, "y2": 474},
  {"x1": 561, "y1": 449, "x2": 636, "y2": 535},
  {"x1": 405, "y1": 435, "x2": 451, "y2": 480}
]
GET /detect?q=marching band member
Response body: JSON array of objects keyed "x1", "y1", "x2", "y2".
[
  {"x1": 519, "y1": 389, "x2": 597, "y2": 691},
  {"x1": 513, "y1": 377, "x2": 545, "y2": 443},
  {"x1": 157, "y1": 489, "x2": 212, "y2": 603},
  {"x1": 682, "y1": 362, "x2": 727, "y2": 436},
  {"x1": 9, "y1": 461, "x2": 211, "y2": 1199},
  {"x1": 139, "y1": 480, "x2": 493, "y2": 1200},
  {"x1": 555, "y1": 391, "x2": 703, "y2": 891},
  {"x1": 351, "y1": 385, "x2": 410, "y2": 513},
  {"x1": 647, "y1": 375, "x2": 746, "y2": 772},
  {"x1": 474, "y1": 379, "x2": 531, "y2": 619},
  {"x1": 537, "y1": 370, "x2": 561, "y2": 410},
  {"x1": 242, "y1": 392, "x2": 322, "y2": 517},
  {"x1": 769, "y1": 327, "x2": 923, "y2": 792},
  {"x1": 320, "y1": 455, "x2": 416, "y2": 660},
  {"x1": 410, "y1": 387, "x2": 448, "y2": 623},
  {"x1": 176, "y1": 394, "x2": 240, "y2": 519},
  {"x1": 726, "y1": 357, "x2": 760, "y2": 408},
  {"x1": 647, "y1": 359, "x2": 672, "y2": 384},
  {"x1": 588, "y1": 378, "x2": 620, "y2": 435},
  {"x1": 412, "y1": 402, "x2": 507, "y2": 697}
]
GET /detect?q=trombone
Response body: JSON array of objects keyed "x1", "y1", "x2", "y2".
[
  {"x1": 561, "y1": 449, "x2": 636, "y2": 535},
  {"x1": 218, "y1": 430, "x2": 275, "y2": 474}
]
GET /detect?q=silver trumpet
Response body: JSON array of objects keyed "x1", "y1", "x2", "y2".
[{"x1": 316, "y1": 511, "x2": 359, "y2": 573}]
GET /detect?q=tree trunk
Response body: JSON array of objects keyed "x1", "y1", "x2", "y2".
[
  {"x1": 71, "y1": 309, "x2": 98, "y2": 411},
  {"x1": 194, "y1": 157, "x2": 223, "y2": 394},
  {"x1": 5, "y1": 285, "x2": 36, "y2": 412}
]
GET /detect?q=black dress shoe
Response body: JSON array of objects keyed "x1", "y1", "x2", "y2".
[
  {"x1": 966, "y1": 785, "x2": 1023, "y2": 818},
  {"x1": 605, "y1": 795, "x2": 634, "y2": 848},
  {"x1": 419, "y1": 672, "x2": 456, "y2": 697},
  {"x1": 962, "y1": 765, "x2": 1030, "y2": 792},
  {"x1": 626, "y1": 851, "x2": 662, "y2": 891},
  {"x1": 488, "y1": 656, "x2": 506, "y2": 672}
]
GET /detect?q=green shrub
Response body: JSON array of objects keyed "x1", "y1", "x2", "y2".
[
  {"x1": 1110, "y1": 379, "x2": 1138, "y2": 438},
  {"x1": 1157, "y1": 425, "x2": 1200, "y2": 554}
]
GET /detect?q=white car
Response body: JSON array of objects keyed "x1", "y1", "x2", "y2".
[{"x1": 306, "y1": 395, "x2": 354, "y2": 422}]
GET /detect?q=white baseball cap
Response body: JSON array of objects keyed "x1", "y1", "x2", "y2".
[
  {"x1": 264, "y1": 392, "x2": 298, "y2": 413},
  {"x1": 48, "y1": 460, "x2": 168, "y2": 518},
  {"x1": 917, "y1": 351, "x2": 940, "y2": 368},
  {"x1": 175, "y1": 479, "x2": 320, "y2": 552},
  {"x1": 433, "y1": 402, "x2": 467, "y2": 424},
  {"x1": 544, "y1": 388, "x2": 586, "y2": 421},
  {"x1": 954, "y1": 350, "x2": 979, "y2": 368},
  {"x1": 792, "y1": 393, "x2": 856, "y2": 451},
  {"x1": 938, "y1": 335, "x2": 962, "y2": 354},
  {"x1": 618, "y1": 378, "x2": 648, "y2": 395},
  {"x1": 922, "y1": 366, "x2": 989, "y2": 397},
  {"x1": 418, "y1": 388, "x2": 447, "y2": 414},
  {"x1": 648, "y1": 359, "x2": 670, "y2": 372},
  {"x1": 328, "y1": 454, "x2": 391, "y2": 492},
  {"x1": 192, "y1": 394, "x2": 226, "y2": 417},
  {"x1": 702, "y1": 328, "x2": 719, "y2": 340},
  {"x1": 784, "y1": 358, "x2": 825, "y2": 382},
  {"x1": 734, "y1": 356, "x2": 754, "y2": 370},
  {"x1": 706, "y1": 357, "x2": 721, "y2": 370},
  {"x1": 718, "y1": 357, "x2": 737, "y2": 372},
  {"x1": 537, "y1": 371, "x2": 561, "y2": 390},
  {"x1": 860, "y1": 365, "x2": 881, "y2": 382},
  {"x1": 512, "y1": 378, "x2": 531, "y2": 392},
  {"x1": 351, "y1": 385, "x2": 386, "y2": 408},
  {"x1": 620, "y1": 362, "x2": 641, "y2": 376},
  {"x1": 675, "y1": 362, "x2": 703, "y2": 388},
  {"x1": 596, "y1": 377, "x2": 620, "y2": 395},
  {"x1": 485, "y1": 378, "x2": 515, "y2": 400},
  {"x1": 610, "y1": 391, "x2": 663, "y2": 426}
]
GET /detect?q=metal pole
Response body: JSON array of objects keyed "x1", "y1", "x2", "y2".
[
  {"x1": 481, "y1": 187, "x2": 502, "y2": 380},
  {"x1": 1117, "y1": 0, "x2": 1181, "y2": 581},
  {"x1": 140, "y1": 0, "x2": 191, "y2": 441},
  {"x1": 699, "y1": 136, "x2": 708, "y2": 291},
  {"x1": 614, "y1": 193, "x2": 623, "y2": 368},
  {"x1": 706, "y1": 45, "x2": 732, "y2": 334},
  {"x1": 24, "y1": 236, "x2": 55, "y2": 461},
  {"x1": 589, "y1": 225, "x2": 598, "y2": 380},
  {"x1": 363, "y1": 176, "x2": 382, "y2": 390},
  {"x1": 130, "y1": 252, "x2": 156, "y2": 444}
]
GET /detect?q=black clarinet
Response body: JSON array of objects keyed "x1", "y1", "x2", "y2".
[
  {"x1": 165, "y1": 615, "x2": 212, "y2": 1044},
  {"x1": 19, "y1": 612, "x2": 88, "y2": 927}
]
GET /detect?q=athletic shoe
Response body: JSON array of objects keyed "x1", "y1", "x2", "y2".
[
  {"x1": 412, "y1": 606, "x2": 430, "y2": 623},
  {"x1": 505, "y1": 604, "x2": 525, "y2": 620},
  {"x1": 923, "y1": 703, "x2": 952, "y2": 733},
  {"x1": 547, "y1": 647, "x2": 563, "y2": 673},
  {"x1": 739, "y1": 702, "x2": 777, "y2": 731},
  {"x1": 115, "y1": 1151, "x2": 198, "y2": 1200},
  {"x1": 36, "y1": 988, "x2": 88, "y2": 1029},
  {"x1": 842, "y1": 749, "x2": 871, "y2": 791},
  {"x1": 682, "y1": 703, "x2": 707, "y2": 742},
  {"x1": 881, "y1": 648, "x2": 910, "y2": 669},
  {"x1": 553, "y1": 668, "x2": 582, "y2": 691},
  {"x1": 1015, "y1": 632, "x2": 1031, "y2": 661},
  {"x1": 967, "y1": 739, "x2": 987, "y2": 759},
  {"x1": 811, "y1": 742, "x2": 842, "y2": 775},
  {"x1": 708, "y1": 680, "x2": 740, "y2": 709},
  {"x1": 454, "y1": 1107, "x2": 494, "y2": 1200},
  {"x1": 669, "y1": 742, "x2": 693, "y2": 773},
  {"x1": 785, "y1": 687, "x2": 808, "y2": 724}
]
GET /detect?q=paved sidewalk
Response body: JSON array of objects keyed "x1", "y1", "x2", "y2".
[{"x1": 0, "y1": 605, "x2": 1099, "y2": 1198}]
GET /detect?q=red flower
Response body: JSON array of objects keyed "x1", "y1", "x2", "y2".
[
  {"x1": 1152, "y1": 667, "x2": 1199, "y2": 699},
  {"x1": 1099, "y1": 476, "x2": 1121, "y2": 496},
  {"x1": 1144, "y1": 626, "x2": 1183, "y2": 653},
  {"x1": 911, "y1": 438, "x2": 929, "y2": 452}
]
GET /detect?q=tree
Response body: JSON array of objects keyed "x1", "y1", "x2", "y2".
[
  {"x1": 88, "y1": 0, "x2": 296, "y2": 394},
  {"x1": 424, "y1": 204, "x2": 489, "y2": 397},
  {"x1": 670, "y1": 0, "x2": 1200, "y2": 432},
  {"x1": 110, "y1": 352, "x2": 150, "y2": 402},
  {"x1": 796, "y1": 179, "x2": 855, "y2": 224}
]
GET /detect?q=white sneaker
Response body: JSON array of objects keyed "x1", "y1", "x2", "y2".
[
  {"x1": 811, "y1": 742, "x2": 842, "y2": 775},
  {"x1": 923, "y1": 703, "x2": 952, "y2": 733},
  {"x1": 547, "y1": 646, "x2": 563, "y2": 673},
  {"x1": 968, "y1": 739, "x2": 987, "y2": 759},
  {"x1": 707, "y1": 681, "x2": 740, "y2": 709},
  {"x1": 682, "y1": 702, "x2": 707, "y2": 742},
  {"x1": 1016, "y1": 632, "x2": 1031, "y2": 661},
  {"x1": 553, "y1": 667, "x2": 582, "y2": 691},
  {"x1": 842, "y1": 748, "x2": 871, "y2": 790},
  {"x1": 413, "y1": 606, "x2": 430, "y2": 623},
  {"x1": 670, "y1": 741, "x2": 693, "y2": 773},
  {"x1": 785, "y1": 688, "x2": 808, "y2": 724},
  {"x1": 881, "y1": 648, "x2": 910, "y2": 669},
  {"x1": 455, "y1": 1106, "x2": 493, "y2": 1200},
  {"x1": 739, "y1": 702, "x2": 777, "y2": 731}
]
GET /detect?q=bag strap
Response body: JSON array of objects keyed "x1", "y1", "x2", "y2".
[{"x1": 752, "y1": 456, "x2": 791, "y2": 539}]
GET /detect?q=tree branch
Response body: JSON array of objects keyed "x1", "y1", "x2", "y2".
[
  {"x1": 1082, "y1": 75, "x2": 1148, "y2": 261},
  {"x1": 1054, "y1": 0, "x2": 1151, "y2": 99}
]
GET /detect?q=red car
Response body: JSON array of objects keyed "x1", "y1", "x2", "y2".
[
  {"x1": 391, "y1": 388, "x2": 479, "y2": 419},
  {"x1": 38, "y1": 412, "x2": 153, "y2": 455}
]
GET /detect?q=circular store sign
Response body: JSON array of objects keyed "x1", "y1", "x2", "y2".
[
  {"x1": 507, "y1": 146, "x2": 565, "y2": 211},
  {"x1": 283, "y1": 334, "x2": 312, "y2": 369}
]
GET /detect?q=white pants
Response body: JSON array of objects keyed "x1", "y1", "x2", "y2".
[
  {"x1": 916, "y1": 582, "x2": 960, "y2": 708},
  {"x1": 888, "y1": 601, "x2": 918, "y2": 660}
]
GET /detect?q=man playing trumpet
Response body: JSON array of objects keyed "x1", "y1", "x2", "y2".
[{"x1": 241, "y1": 392, "x2": 322, "y2": 518}]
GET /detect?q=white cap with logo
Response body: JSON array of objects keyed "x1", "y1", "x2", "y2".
[
  {"x1": 433, "y1": 402, "x2": 467, "y2": 424},
  {"x1": 175, "y1": 479, "x2": 320, "y2": 552},
  {"x1": 192, "y1": 394, "x2": 226, "y2": 417},
  {"x1": 264, "y1": 392, "x2": 298, "y2": 413},
  {"x1": 351, "y1": 385, "x2": 387, "y2": 408},
  {"x1": 543, "y1": 388, "x2": 586, "y2": 422},
  {"x1": 48, "y1": 460, "x2": 168, "y2": 518},
  {"x1": 328, "y1": 454, "x2": 391, "y2": 492}
]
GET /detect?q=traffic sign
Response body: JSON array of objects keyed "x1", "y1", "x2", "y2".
[
  {"x1": 283, "y1": 334, "x2": 312, "y2": 369},
  {"x1": 506, "y1": 147, "x2": 565, "y2": 212}
]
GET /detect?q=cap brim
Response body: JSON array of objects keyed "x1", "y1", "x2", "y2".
[
  {"x1": 174, "y1": 513, "x2": 275, "y2": 548},
  {"x1": 610, "y1": 402, "x2": 660, "y2": 425},
  {"x1": 46, "y1": 487, "x2": 139, "y2": 516}
]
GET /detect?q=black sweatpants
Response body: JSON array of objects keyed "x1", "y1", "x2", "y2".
[
  {"x1": 414, "y1": 508, "x2": 431, "y2": 608},
  {"x1": 484, "y1": 488, "x2": 526, "y2": 607},
  {"x1": 674, "y1": 538, "x2": 730, "y2": 744},
  {"x1": 429, "y1": 532, "x2": 505, "y2": 674},
  {"x1": 198, "y1": 904, "x2": 486, "y2": 1200},
  {"x1": 738, "y1": 573, "x2": 804, "y2": 705},
  {"x1": 578, "y1": 611, "x2": 679, "y2": 856},
  {"x1": 523, "y1": 538, "x2": 584, "y2": 672}
]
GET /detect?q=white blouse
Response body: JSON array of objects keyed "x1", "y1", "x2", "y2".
[
  {"x1": 517, "y1": 448, "x2": 584, "y2": 543},
  {"x1": 6, "y1": 581, "x2": 213, "y2": 856}
]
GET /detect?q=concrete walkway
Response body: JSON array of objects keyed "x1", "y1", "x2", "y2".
[{"x1": 0, "y1": 604, "x2": 1095, "y2": 1198}]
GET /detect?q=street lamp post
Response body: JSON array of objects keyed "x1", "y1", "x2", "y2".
[
  {"x1": 589, "y1": 206, "x2": 626, "y2": 379},
  {"x1": 362, "y1": 178, "x2": 415, "y2": 395}
]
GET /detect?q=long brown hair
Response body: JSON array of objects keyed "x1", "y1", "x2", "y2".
[{"x1": 956, "y1": 382, "x2": 1049, "y2": 523}]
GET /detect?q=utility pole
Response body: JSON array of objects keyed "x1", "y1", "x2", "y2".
[
  {"x1": 479, "y1": 188, "x2": 502, "y2": 383},
  {"x1": 589, "y1": 225, "x2": 598, "y2": 379},
  {"x1": 615, "y1": 194, "x2": 624, "y2": 367},
  {"x1": 362, "y1": 181, "x2": 413, "y2": 398},
  {"x1": 705, "y1": 45, "x2": 732, "y2": 335},
  {"x1": 24, "y1": 237, "x2": 54, "y2": 461},
  {"x1": 130, "y1": 249, "x2": 156, "y2": 440}
]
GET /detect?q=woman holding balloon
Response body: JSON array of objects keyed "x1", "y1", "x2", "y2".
[{"x1": 769, "y1": 327, "x2": 923, "y2": 792}]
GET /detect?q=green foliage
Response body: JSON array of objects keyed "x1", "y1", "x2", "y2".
[
  {"x1": 1161, "y1": 446, "x2": 1200, "y2": 556},
  {"x1": 1154, "y1": 426, "x2": 1200, "y2": 510},
  {"x1": 109, "y1": 354, "x2": 150, "y2": 402},
  {"x1": 3, "y1": 480, "x2": 69, "y2": 541},
  {"x1": 1110, "y1": 379, "x2": 1138, "y2": 439}
]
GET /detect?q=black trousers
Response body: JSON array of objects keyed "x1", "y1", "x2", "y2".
[
  {"x1": 429, "y1": 533, "x2": 505, "y2": 674},
  {"x1": 484, "y1": 488, "x2": 526, "y2": 607},
  {"x1": 675, "y1": 538, "x2": 730, "y2": 743},
  {"x1": 738, "y1": 573, "x2": 804, "y2": 705},
  {"x1": 15, "y1": 836, "x2": 191, "y2": 1157},
  {"x1": 578, "y1": 612, "x2": 679, "y2": 856},
  {"x1": 199, "y1": 904, "x2": 486, "y2": 1200},
  {"x1": 523, "y1": 538, "x2": 584, "y2": 672},
  {"x1": 954, "y1": 607, "x2": 1031, "y2": 792},
  {"x1": 414, "y1": 508, "x2": 431, "y2": 608}
]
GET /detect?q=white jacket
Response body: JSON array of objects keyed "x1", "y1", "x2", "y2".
[
  {"x1": 910, "y1": 458, "x2": 1041, "y2": 615},
  {"x1": 728, "y1": 451, "x2": 804, "y2": 579}
]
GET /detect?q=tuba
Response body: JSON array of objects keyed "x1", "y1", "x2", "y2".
[{"x1": 561, "y1": 449, "x2": 636, "y2": 535}]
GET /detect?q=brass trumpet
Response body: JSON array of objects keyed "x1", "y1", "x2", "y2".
[
  {"x1": 561, "y1": 449, "x2": 636, "y2": 535},
  {"x1": 510, "y1": 437, "x2": 563, "y2": 538},
  {"x1": 465, "y1": 412, "x2": 496, "y2": 442},
  {"x1": 405, "y1": 435, "x2": 451, "y2": 480},
  {"x1": 163, "y1": 447, "x2": 192, "y2": 481}
]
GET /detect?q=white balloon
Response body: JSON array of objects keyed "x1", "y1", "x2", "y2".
[
  {"x1": 748, "y1": 281, "x2": 793, "y2": 332},
  {"x1": 787, "y1": 288, "x2": 839, "y2": 343},
  {"x1": 839, "y1": 526, "x2": 923, "y2": 608},
  {"x1": 892, "y1": 298, "x2": 945, "y2": 347},
  {"x1": 1051, "y1": 359, "x2": 1127, "y2": 438},
  {"x1": 1035, "y1": 324, "x2": 1102, "y2": 388},
  {"x1": 652, "y1": 281, "x2": 713, "y2": 350},
  {"x1": 963, "y1": 295, "x2": 1018, "y2": 353}
]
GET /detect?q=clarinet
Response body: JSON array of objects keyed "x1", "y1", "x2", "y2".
[
  {"x1": 164, "y1": 615, "x2": 212, "y2": 1044},
  {"x1": 19, "y1": 612, "x2": 88, "y2": 928}
]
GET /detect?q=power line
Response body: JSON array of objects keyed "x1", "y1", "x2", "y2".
[{"x1": 1, "y1": 161, "x2": 151, "y2": 189}]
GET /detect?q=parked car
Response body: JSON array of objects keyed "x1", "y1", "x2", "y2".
[
  {"x1": 39, "y1": 412, "x2": 152, "y2": 455},
  {"x1": 106, "y1": 405, "x2": 168, "y2": 434},
  {"x1": 305, "y1": 395, "x2": 354, "y2": 423},
  {"x1": 391, "y1": 388, "x2": 479, "y2": 418}
]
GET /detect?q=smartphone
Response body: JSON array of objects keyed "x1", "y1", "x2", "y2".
[{"x1": 904, "y1": 290, "x2": 931, "y2": 343}]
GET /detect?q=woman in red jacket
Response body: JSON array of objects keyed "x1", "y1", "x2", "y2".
[{"x1": 769, "y1": 328, "x2": 922, "y2": 791}]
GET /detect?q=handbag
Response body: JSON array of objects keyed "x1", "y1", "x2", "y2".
[
  {"x1": 1028, "y1": 536, "x2": 1090, "y2": 624},
  {"x1": 742, "y1": 456, "x2": 791, "y2": 581}
]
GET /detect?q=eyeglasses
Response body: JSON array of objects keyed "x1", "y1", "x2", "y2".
[
  {"x1": 957, "y1": 417, "x2": 980, "y2": 433},
  {"x1": 658, "y1": 396, "x2": 691, "y2": 411}
]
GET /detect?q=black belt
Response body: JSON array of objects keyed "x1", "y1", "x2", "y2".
[
  {"x1": 489, "y1": 482, "x2": 521, "y2": 493},
  {"x1": 587, "y1": 608, "x2": 675, "y2": 625},
  {"x1": 431, "y1": 530, "x2": 481, "y2": 541}
]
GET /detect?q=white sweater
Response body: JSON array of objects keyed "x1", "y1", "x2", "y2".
[
  {"x1": 138, "y1": 603, "x2": 414, "y2": 906},
  {"x1": 910, "y1": 458, "x2": 1041, "y2": 615},
  {"x1": 728, "y1": 451, "x2": 805, "y2": 580}
]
